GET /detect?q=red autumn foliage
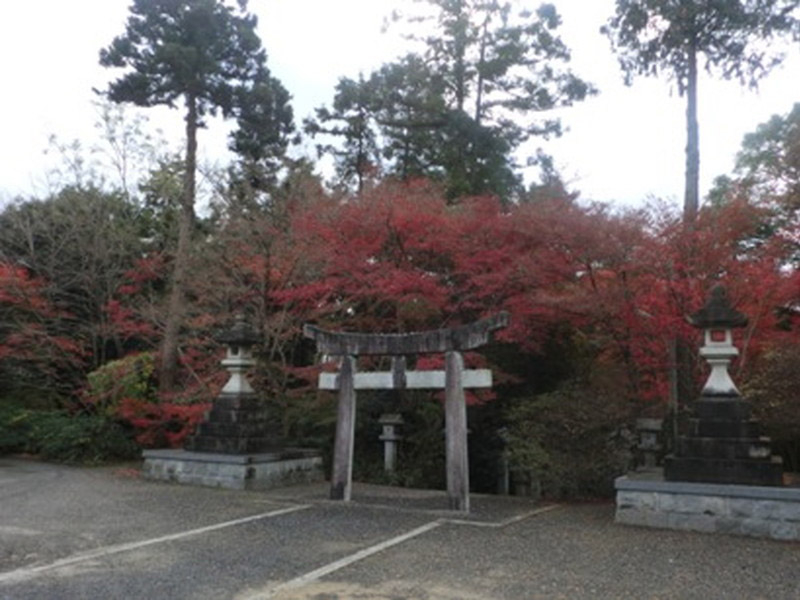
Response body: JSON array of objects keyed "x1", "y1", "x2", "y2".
[
  {"x1": 117, "y1": 397, "x2": 210, "y2": 448},
  {"x1": 99, "y1": 178, "x2": 799, "y2": 414},
  {"x1": 0, "y1": 262, "x2": 85, "y2": 388}
]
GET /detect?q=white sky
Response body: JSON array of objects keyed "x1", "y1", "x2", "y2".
[{"x1": 1, "y1": 0, "x2": 798, "y2": 209}]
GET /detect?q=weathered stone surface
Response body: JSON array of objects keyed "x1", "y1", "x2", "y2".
[
  {"x1": 770, "y1": 521, "x2": 799, "y2": 541},
  {"x1": 204, "y1": 407, "x2": 268, "y2": 424},
  {"x1": 212, "y1": 395, "x2": 264, "y2": 411},
  {"x1": 667, "y1": 512, "x2": 716, "y2": 533},
  {"x1": 689, "y1": 418, "x2": 762, "y2": 439},
  {"x1": 184, "y1": 435, "x2": 277, "y2": 454},
  {"x1": 692, "y1": 398, "x2": 752, "y2": 420},
  {"x1": 666, "y1": 393, "x2": 783, "y2": 486},
  {"x1": 615, "y1": 474, "x2": 800, "y2": 541},
  {"x1": 623, "y1": 491, "x2": 657, "y2": 510},
  {"x1": 318, "y1": 369, "x2": 493, "y2": 390},
  {"x1": 195, "y1": 422, "x2": 279, "y2": 439},
  {"x1": 304, "y1": 312, "x2": 509, "y2": 356},
  {"x1": 664, "y1": 455, "x2": 783, "y2": 486},
  {"x1": 677, "y1": 437, "x2": 773, "y2": 460},
  {"x1": 142, "y1": 449, "x2": 323, "y2": 490}
]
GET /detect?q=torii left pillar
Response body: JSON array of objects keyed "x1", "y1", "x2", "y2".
[
  {"x1": 445, "y1": 351, "x2": 469, "y2": 511},
  {"x1": 330, "y1": 355, "x2": 356, "y2": 501}
]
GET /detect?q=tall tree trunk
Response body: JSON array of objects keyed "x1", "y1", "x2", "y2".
[
  {"x1": 474, "y1": 11, "x2": 491, "y2": 125},
  {"x1": 452, "y1": 2, "x2": 468, "y2": 113},
  {"x1": 674, "y1": 41, "x2": 700, "y2": 412},
  {"x1": 159, "y1": 94, "x2": 197, "y2": 392},
  {"x1": 683, "y1": 41, "x2": 699, "y2": 223}
]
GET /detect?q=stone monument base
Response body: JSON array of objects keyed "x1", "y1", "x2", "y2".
[
  {"x1": 614, "y1": 469, "x2": 800, "y2": 540},
  {"x1": 142, "y1": 448, "x2": 324, "y2": 491},
  {"x1": 615, "y1": 469, "x2": 800, "y2": 542}
]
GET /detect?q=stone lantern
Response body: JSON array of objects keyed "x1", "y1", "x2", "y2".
[
  {"x1": 217, "y1": 313, "x2": 260, "y2": 396},
  {"x1": 183, "y1": 313, "x2": 271, "y2": 454},
  {"x1": 378, "y1": 413, "x2": 404, "y2": 473},
  {"x1": 664, "y1": 284, "x2": 783, "y2": 486},
  {"x1": 686, "y1": 285, "x2": 748, "y2": 397},
  {"x1": 143, "y1": 313, "x2": 324, "y2": 489}
]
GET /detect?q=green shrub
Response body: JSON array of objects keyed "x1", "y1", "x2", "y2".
[
  {"x1": 24, "y1": 411, "x2": 139, "y2": 464},
  {"x1": 352, "y1": 391, "x2": 447, "y2": 490},
  {"x1": 0, "y1": 403, "x2": 30, "y2": 453},
  {"x1": 505, "y1": 374, "x2": 635, "y2": 500},
  {"x1": 83, "y1": 352, "x2": 157, "y2": 414},
  {"x1": 83, "y1": 352, "x2": 211, "y2": 449},
  {"x1": 744, "y1": 343, "x2": 800, "y2": 472}
]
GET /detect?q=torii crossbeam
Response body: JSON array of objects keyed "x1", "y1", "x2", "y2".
[{"x1": 304, "y1": 313, "x2": 509, "y2": 512}]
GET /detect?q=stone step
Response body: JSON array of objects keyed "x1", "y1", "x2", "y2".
[
  {"x1": 663, "y1": 455, "x2": 784, "y2": 486},
  {"x1": 689, "y1": 418, "x2": 763, "y2": 438},
  {"x1": 195, "y1": 422, "x2": 279, "y2": 439},
  {"x1": 692, "y1": 398, "x2": 752, "y2": 420},
  {"x1": 212, "y1": 395, "x2": 263, "y2": 411},
  {"x1": 207, "y1": 407, "x2": 270, "y2": 424},
  {"x1": 677, "y1": 436, "x2": 773, "y2": 460},
  {"x1": 184, "y1": 436, "x2": 275, "y2": 454}
]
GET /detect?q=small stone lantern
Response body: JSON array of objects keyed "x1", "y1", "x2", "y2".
[
  {"x1": 686, "y1": 285, "x2": 748, "y2": 397},
  {"x1": 378, "y1": 413, "x2": 404, "y2": 472},
  {"x1": 216, "y1": 313, "x2": 260, "y2": 396}
]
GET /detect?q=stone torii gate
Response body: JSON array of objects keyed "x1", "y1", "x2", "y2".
[{"x1": 303, "y1": 313, "x2": 509, "y2": 512}]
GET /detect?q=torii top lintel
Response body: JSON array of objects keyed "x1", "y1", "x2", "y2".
[{"x1": 303, "y1": 312, "x2": 510, "y2": 356}]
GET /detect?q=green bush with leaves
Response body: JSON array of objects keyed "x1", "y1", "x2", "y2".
[
  {"x1": 0, "y1": 406, "x2": 139, "y2": 464},
  {"x1": 0, "y1": 403, "x2": 31, "y2": 453},
  {"x1": 744, "y1": 342, "x2": 800, "y2": 473},
  {"x1": 25, "y1": 411, "x2": 139, "y2": 464},
  {"x1": 351, "y1": 391, "x2": 447, "y2": 490},
  {"x1": 83, "y1": 352, "x2": 157, "y2": 414},
  {"x1": 505, "y1": 373, "x2": 635, "y2": 500}
]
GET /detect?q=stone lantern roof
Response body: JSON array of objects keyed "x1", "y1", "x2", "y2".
[
  {"x1": 687, "y1": 285, "x2": 748, "y2": 329},
  {"x1": 216, "y1": 314, "x2": 260, "y2": 347}
]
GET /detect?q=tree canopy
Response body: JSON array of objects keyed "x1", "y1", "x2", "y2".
[
  {"x1": 100, "y1": 0, "x2": 265, "y2": 118},
  {"x1": 604, "y1": 0, "x2": 800, "y2": 221},
  {"x1": 307, "y1": 0, "x2": 594, "y2": 201}
]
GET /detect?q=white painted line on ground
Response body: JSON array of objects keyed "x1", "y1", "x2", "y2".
[
  {"x1": 246, "y1": 520, "x2": 443, "y2": 599},
  {"x1": 444, "y1": 503, "x2": 562, "y2": 528},
  {"x1": 0, "y1": 504, "x2": 310, "y2": 585},
  {"x1": 245, "y1": 504, "x2": 561, "y2": 599},
  {"x1": 0, "y1": 526, "x2": 43, "y2": 536}
]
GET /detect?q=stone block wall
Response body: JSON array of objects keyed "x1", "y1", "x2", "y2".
[
  {"x1": 615, "y1": 474, "x2": 800, "y2": 542},
  {"x1": 142, "y1": 449, "x2": 324, "y2": 491}
]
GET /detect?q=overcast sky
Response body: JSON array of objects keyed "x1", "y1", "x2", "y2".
[{"x1": 1, "y1": 0, "x2": 798, "y2": 209}]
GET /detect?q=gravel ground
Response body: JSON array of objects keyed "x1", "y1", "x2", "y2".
[{"x1": 1, "y1": 457, "x2": 799, "y2": 600}]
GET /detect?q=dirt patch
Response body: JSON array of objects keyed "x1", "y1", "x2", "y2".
[{"x1": 269, "y1": 580, "x2": 492, "y2": 600}]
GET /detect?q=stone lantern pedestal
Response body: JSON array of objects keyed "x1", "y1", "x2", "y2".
[{"x1": 142, "y1": 315, "x2": 323, "y2": 490}]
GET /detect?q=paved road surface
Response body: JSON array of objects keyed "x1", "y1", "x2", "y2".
[{"x1": 1, "y1": 457, "x2": 799, "y2": 599}]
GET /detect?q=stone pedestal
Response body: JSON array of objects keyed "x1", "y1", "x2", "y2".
[
  {"x1": 664, "y1": 396, "x2": 783, "y2": 486},
  {"x1": 616, "y1": 471, "x2": 800, "y2": 541},
  {"x1": 183, "y1": 394, "x2": 277, "y2": 454},
  {"x1": 142, "y1": 448, "x2": 323, "y2": 490}
]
